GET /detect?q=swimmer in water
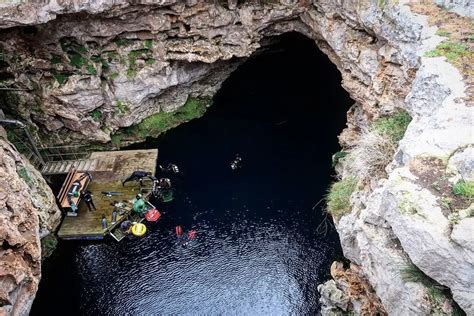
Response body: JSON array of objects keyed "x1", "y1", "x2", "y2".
[
  {"x1": 182, "y1": 229, "x2": 197, "y2": 247},
  {"x1": 230, "y1": 154, "x2": 242, "y2": 170}
]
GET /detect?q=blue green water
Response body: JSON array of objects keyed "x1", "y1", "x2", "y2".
[{"x1": 31, "y1": 32, "x2": 351, "y2": 315}]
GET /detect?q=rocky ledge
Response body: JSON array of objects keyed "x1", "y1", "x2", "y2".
[{"x1": 0, "y1": 127, "x2": 60, "y2": 315}]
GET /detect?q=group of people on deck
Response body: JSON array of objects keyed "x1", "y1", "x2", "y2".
[{"x1": 86, "y1": 155, "x2": 242, "y2": 238}]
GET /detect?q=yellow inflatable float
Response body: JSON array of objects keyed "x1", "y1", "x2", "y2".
[{"x1": 131, "y1": 223, "x2": 147, "y2": 237}]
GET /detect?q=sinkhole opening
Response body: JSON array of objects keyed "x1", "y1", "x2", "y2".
[{"x1": 32, "y1": 32, "x2": 353, "y2": 315}]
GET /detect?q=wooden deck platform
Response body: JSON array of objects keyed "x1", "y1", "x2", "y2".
[{"x1": 57, "y1": 149, "x2": 158, "y2": 240}]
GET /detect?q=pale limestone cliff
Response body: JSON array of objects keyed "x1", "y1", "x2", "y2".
[{"x1": 0, "y1": 0, "x2": 472, "y2": 315}]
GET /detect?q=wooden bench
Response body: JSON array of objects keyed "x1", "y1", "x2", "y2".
[{"x1": 57, "y1": 169, "x2": 91, "y2": 216}]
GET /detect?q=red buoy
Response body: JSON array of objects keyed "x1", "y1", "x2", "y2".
[
  {"x1": 145, "y1": 208, "x2": 161, "y2": 222},
  {"x1": 175, "y1": 225, "x2": 183, "y2": 237},
  {"x1": 188, "y1": 229, "x2": 197, "y2": 240}
]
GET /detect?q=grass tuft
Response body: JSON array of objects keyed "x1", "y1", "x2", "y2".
[
  {"x1": 372, "y1": 110, "x2": 412, "y2": 142},
  {"x1": 90, "y1": 109, "x2": 102, "y2": 121},
  {"x1": 145, "y1": 58, "x2": 156, "y2": 65},
  {"x1": 326, "y1": 176, "x2": 357, "y2": 220},
  {"x1": 87, "y1": 64, "x2": 97, "y2": 75},
  {"x1": 452, "y1": 179, "x2": 474, "y2": 199},
  {"x1": 115, "y1": 100, "x2": 128, "y2": 114},
  {"x1": 69, "y1": 53, "x2": 86, "y2": 69},
  {"x1": 401, "y1": 264, "x2": 455, "y2": 314},
  {"x1": 53, "y1": 74, "x2": 68, "y2": 85},
  {"x1": 144, "y1": 39, "x2": 153, "y2": 49},
  {"x1": 425, "y1": 41, "x2": 470, "y2": 62},
  {"x1": 332, "y1": 151, "x2": 348, "y2": 167}
]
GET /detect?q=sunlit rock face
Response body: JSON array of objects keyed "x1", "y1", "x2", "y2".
[
  {"x1": 0, "y1": 129, "x2": 60, "y2": 315},
  {"x1": 0, "y1": 1, "x2": 472, "y2": 315}
]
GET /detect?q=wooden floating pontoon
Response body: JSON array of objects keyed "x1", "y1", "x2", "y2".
[{"x1": 57, "y1": 149, "x2": 158, "y2": 240}]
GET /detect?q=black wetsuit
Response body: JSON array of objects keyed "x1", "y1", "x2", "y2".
[
  {"x1": 81, "y1": 191, "x2": 96, "y2": 211},
  {"x1": 122, "y1": 171, "x2": 151, "y2": 186}
]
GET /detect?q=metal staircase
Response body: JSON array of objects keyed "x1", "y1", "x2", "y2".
[{"x1": 1, "y1": 116, "x2": 106, "y2": 175}]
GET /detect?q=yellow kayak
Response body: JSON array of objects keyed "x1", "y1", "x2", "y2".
[{"x1": 131, "y1": 223, "x2": 147, "y2": 237}]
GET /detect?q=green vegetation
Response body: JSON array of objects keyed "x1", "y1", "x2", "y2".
[
  {"x1": 469, "y1": 34, "x2": 474, "y2": 42},
  {"x1": 90, "y1": 109, "x2": 102, "y2": 121},
  {"x1": 87, "y1": 64, "x2": 97, "y2": 75},
  {"x1": 60, "y1": 40, "x2": 88, "y2": 69},
  {"x1": 332, "y1": 151, "x2": 348, "y2": 167},
  {"x1": 41, "y1": 234, "x2": 58, "y2": 260},
  {"x1": 115, "y1": 100, "x2": 128, "y2": 114},
  {"x1": 109, "y1": 72, "x2": 119, "y2": 81},
  {"x1": 440, "y1": 196, "x2": 453, "y2": 210},
  {"x1": 126, "y1": 67, "x2": 138, "y2": 78},
  {"x1": 31, "y1": 103, "x2": 44, "y2": 114},
  {"x1": 51, "y1": 54, "x2": 62, "y2": 64},
  {"x1": 435, "y1": 28, "x2": 451, "y2": 37},
  {"x1": 111, "y1": 134, "x2": 122, "y2": 147},
  {"x1": 69, "y1": 53, "x2": 86, "y2": 69},
  {"x1": 398, "y1": 198, "x2": 418, "y2": 215},
  {"x1": 0, "y1": 49, "x2": 5, "y2": 62},
  {"x1": 123, "y1": 97, "x2": 209, "y2": 139},
  {"x1": 126, "y1": 50, "x2": 149, "y2": 78},
  {"x1": 400, "y1": 264, "x2": 457, "y2": 314},
  {"x1": 53, "y1": 74, "x2": 68, "y2": 85},
  {"x1": 326, "y1": 176, "x2": 356, "y2": 219},
  {"x1": 452, "y1": 179, "x2": 474, "y2": 199},
  {"x1": 107, "y1": 51, "x2": 119, "y2": 61},
  {"x1": 144, "y1": 39, "x2": 153, "y2": 49},
  {"x1": 17, "y1": 166, "x2": 33, "y2": 187},
  {"x1": 342, "y1": 111, "x2": 409, "y2": 181},
  {"x1": 372, "y1": 110, "x2": 412, "y2": 142},
  {"x1": 425, "y1": 41, "x2": 470, "y2": 62},
  {"x1": 145, "y1": 58, "x2": 156, "y2": 65},
  {"x1": 91, "y1": 55, "x2": 109, "y2": 71}
]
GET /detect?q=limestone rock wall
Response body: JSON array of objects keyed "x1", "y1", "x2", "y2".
[
  {"x1": 0, "y1": 0, "x2": 415, "y2": 146},
  {"x1": 0, "y1": 128, "x2": 60, "y2": 315}
]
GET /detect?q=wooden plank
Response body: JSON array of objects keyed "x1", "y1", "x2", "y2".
[
  {"x1": 57, "y1": 149, "x2": 158, "y2": 240},
  {"x1": 57, "y1": 168, "x2": 76, "y2": 200}
]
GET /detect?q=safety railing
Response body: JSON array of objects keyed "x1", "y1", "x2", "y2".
[{"x1": 40, "y1": 145, "x2": 91, "y2": 162}]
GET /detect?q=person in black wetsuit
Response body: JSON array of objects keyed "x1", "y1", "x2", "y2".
[
  {"x1": 81, "y1": 190, "x2": 96, "y2": 211},
  {"x1": 159, "y1": 163, "x2": 180, "y2": 174},
  {"x1": 122, "y1": 170, "x2": 152, "y2": 187}
]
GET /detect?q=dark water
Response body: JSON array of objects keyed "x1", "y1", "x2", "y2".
[{"x1": 31, "y1": 32, "x2": 351, "y2": 315}]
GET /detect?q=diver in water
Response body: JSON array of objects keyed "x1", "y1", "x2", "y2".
[
  {"x1": 159, "y1": 163, "x2": 180, "y2": 174},
  {"x1": 182, "y1": 229, "x2": 197, "y2": 247},
  {"x1": 230, "y1": 154, "x2": 242, "y2": 170},
  {"x1": 158, "y1": 178, "x2": 171, "y2": 189},
  {"x1": 122, "y1": 170, "x2": 152, "y2": 187}
]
